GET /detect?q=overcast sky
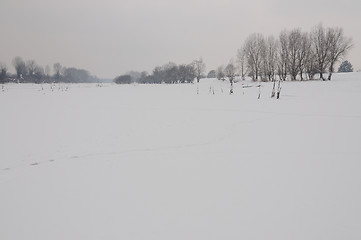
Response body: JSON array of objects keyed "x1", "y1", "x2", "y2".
[{"x1": 1, "y1": 0, "x2": 360, "y2": 79}]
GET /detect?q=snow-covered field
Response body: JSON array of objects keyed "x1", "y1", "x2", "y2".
[{"x1": 1, "y1": 73, "x2": 361, "y2": 240}]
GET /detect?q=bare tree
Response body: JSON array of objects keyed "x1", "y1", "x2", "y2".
[
  {"x1": 53, "y1": 63, "x2": 62, "y2": 80},
  {"x1": 26, "y1": 60, "x2": 38, "y2": 77},
  {"x1": 244, "y1": 33, "x2": 265, "y2": 81},
  {"x1": 277, "y1": 31, "x2": 289, "y2": 81},
  {"x1": 34, "y1": 65, "x2": 45, "y2": 82},
  {"x1": 0, "y1": 62, "x2": 7, "y2": 84},
  {"x1": 163, "y1": 62, "x2": 179, "y2": 84},
  {"x1": 287, "y1": 29, "x2": 302, "y2": 80},
  {"x1": 263, "y1": 36, "x2": 278, "y2": 82},
  {"x1": 178, "y1": 64, "x2": 195, "y2": 83},
  {"x1": 126, "y1": 71, "x2": 143, "y2": 83},
  {"x1": 312, "y1": 24, "x2": 332, "y2": 80},
  {"x1": 236, "y1": 47, "x2": 248, "y2": 80},
  {"x1": 45, "y1": 65, "x2": 51, "y2": 78},
  {"x1": 192, "y1": 57, "x2": 206, "y2": 83},
  {"x1": 326, "y1": 27, "x2": 353, "y2": 80},
  {"x1": 305, "y1": 47, "x2": 318, "y2": 80},
  {"x1": 297, "y1": 32, "x2": 311, "y2": 80},
  {"x1": 12, "y1": 56, "x2": 27, "y2": 78},
  {"x1": 216, "y1": 66, "x2": 225, "y2": 80},
  {"x1": 224, "y1": 61, "x2": 236, "y2": 94}
]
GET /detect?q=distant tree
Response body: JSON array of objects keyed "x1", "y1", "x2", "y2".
[
  {"x1": 152, "y1": 66, "x2": 165, "y2": 84},
  {"x1": 114, "y1": 75, "x2": 132, "y2": 84},
  {"x1": 63, "y1": 68, "x2": 94, "y2": 83},
  {"x1": 147, "y1": 62, "x2": 196, "y2": 84},
  {"x1": 126, "y1": 71, "x2": 142, "y2": 83},
  {"x1": 224, "y1": 62, "x2": 236, "y2": 94},
  {"x1": 163, "y1": 62, "x2": 179, "y2": 84},
  {"x1": 179, "y1": 64, "x2": 196, "y2": 83},
  {"x1": 192, "y1": 58, "x2": 206, "y2": 83},
  {"x1": 327, "y1": 27, "x2": 353, "y2": 80},
  {"x1": 12, "y1": 56, "x2": 27, "y2": 78},
  {"x1": 45, "y1": 65, "x2": 51, "y2": 78},
  {"x1": 26, "y1": 60, "x2": 37, "y2": 77},
  {"x1": 139, "y1": 75, "x2": 153, "y2": 84},
  {"x1": 0, "y1": 63, "x2": 7, "y2": 84},
  {"x1": 207, "y1": 70, "x2": 216, "y2": 78},
  {"x1": 140, "y1": 71, "x2": 148, "y2": 79},
  {"x1": 224, "y1": 63, "x2": 236, "y2": 81},
  {"x1": 138, "y1": 71, "x2": 148, "y2": 83},
  {"x1": 53, "y1": 63, "x2": 63, "y2": 80},
  {"x1": 216, "y1": 66, "x2": 225, "y2": 80},
  {"x1": 137, "y1": 71, "x2": 149, "y2": 83},
  {"x1": 140, "y1": 75, "x2": 156, "y2": 84},
  {"x1": 33, "y1": 66, "x2": 45, "y2": 83},
  {"x1": 338, "y1": 60, "x2": 353, "y2": 72}
]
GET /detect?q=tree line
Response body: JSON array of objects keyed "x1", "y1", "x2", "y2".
[
  {"x1": 114, "y1": 58, "x2": 206, "y2": 84},
  {"x1": 0, "y1": 56, "x2": 98, "y2": 84},
  {"x1": 115, "y1": 24, "x2": 353, "y2": 86},
  {"x1": 1, "y1": 24, "x2": 353, "y2": 86},
  {"x1": 217, "y1": 24, "x2": 353, "y2": 82}
]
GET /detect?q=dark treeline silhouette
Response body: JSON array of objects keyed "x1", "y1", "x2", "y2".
[
  {"x1": 0, "y1": 62, "x2": 7, "y2": 84},
  {"x1": 114, "y1": 58, "x2": 205, "y2": 84},
  {"x1": 114, "y1": 75, "x2": 132, "y2": 84},
  {"x1": 0, "y1": 56, "x2": 98, "y2": 84}
]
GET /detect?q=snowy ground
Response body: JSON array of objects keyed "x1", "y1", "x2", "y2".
[{"x1": 1, "y1": 73, "x2": 361, "y2": 240}]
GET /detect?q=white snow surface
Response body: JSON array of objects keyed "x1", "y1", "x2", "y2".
[{"x1": 1, "y1": 73, "x2": 361, "y2": 240}]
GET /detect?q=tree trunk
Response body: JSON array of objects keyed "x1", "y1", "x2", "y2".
[
  {"x1": 328, "y1": 72, "x2": 332, "y2": 80},
  {"x1": 271, "y1": 80, "x2": 276, "y2": 98},
  {"x1": 277, "y1": 79, "x2": 281, "y2": 99},
  {"x1": 328, "y1": 63, "x2": 334, "y2": 80}
]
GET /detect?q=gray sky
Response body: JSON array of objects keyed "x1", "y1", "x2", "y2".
[{"x1": 1, "y1": 0, "x2": 360, "y2": 79}]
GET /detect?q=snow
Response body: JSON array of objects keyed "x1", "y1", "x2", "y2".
[{"x1": 1, "y1": 73, "x2": 361, "y2": 240}]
